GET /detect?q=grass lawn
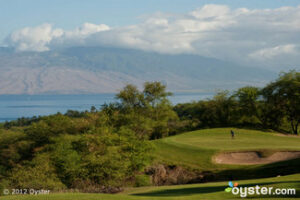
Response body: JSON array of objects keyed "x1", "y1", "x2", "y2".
[
  {"x1": 1, "y1": 174, "x2": 299, "y2": 200},
  {"x1": 152, "y1": 128, "x2": 300, "y2": 171}
]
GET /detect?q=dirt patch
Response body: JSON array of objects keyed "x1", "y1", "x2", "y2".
[
  {"x1": 214, "y1": 151, "x2": 300, "y2": 165},
  {"x1": 145, "y1": 164, "x2": 215, "y2": 186}
]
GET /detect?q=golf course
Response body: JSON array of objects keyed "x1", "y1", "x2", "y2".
[
  {"x1": 153, "y1": 128, "x2": 300, "y2": 171},
  {"x1": 1, "y1": 0, "x2": 300, "y2": 199},
  {"x1": 1, "y1": 128, "x2": 299, "y2": 199}
]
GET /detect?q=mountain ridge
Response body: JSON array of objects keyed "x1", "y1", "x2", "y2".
[{"x1": 0, "y1": 46, "x2": 276, "y2": 95}]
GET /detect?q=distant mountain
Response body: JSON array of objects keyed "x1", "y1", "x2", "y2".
[{"x1": 0, "y1": 46, "x2": 276, "y2": 94}]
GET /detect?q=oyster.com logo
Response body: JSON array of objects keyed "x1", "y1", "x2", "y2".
[
  {"x1": 225, "y1": 181, "x2": 238, "y2": 192},
  {"x1": 224, "y1": 181, "x2": 296, "y2": 197}
]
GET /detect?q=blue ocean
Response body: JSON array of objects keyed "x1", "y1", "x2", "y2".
[{"x1": 0, "y1": 93, "x2": 213, "y2": 122}]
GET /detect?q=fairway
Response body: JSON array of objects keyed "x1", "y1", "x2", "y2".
[{"x1": 1, "y1": 174, "x2": 299, "y2": 200}]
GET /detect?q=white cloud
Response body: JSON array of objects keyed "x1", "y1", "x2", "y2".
[
  {"x1": 190, "y1": 4, "x2": 231, "y2": 20},
  {"x1": 249, "y1": 44, "x2": 298, "y2": 60},
  {"x1": 248, "y1": 44, "x2": 300, "y2": 67},
  {"x1": 8, "y1": 24, "x2": 63, "y2": 51},
  {"x1": 5, "y1": 4, "x2": 300, "y2": 69},
  {"x1": 7, "y1": 23, "x2": 110, "y2": 52}
]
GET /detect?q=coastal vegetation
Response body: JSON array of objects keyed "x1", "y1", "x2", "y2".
[{"x1": 0, "y1": 71, "x2": 299, "y2": 196}]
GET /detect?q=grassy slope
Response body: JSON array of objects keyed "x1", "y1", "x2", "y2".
[
  {"x1": 153, "y1": 128, "x2": 300, "y2": 171},
  {"x1": 1, "y1": 174, "x2": 299, "y2": 199}
]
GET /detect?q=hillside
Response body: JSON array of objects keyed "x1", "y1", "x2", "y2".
[{"x1": 0, "y1": 47, "x2": 276, "y2": 94}]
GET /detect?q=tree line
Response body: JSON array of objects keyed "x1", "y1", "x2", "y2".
[{"x1": 175, "y1": 71, "x2": 299, "y2": 135}]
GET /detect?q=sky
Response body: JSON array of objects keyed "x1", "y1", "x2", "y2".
[
  {"x1": 1, "y1": 0, "x2": 300, "y2": 70},
  {"x1": 1, "y1": 0, "x2": 300, "y2": 41}
]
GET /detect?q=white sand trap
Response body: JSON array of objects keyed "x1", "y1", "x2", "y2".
[{"x1": 214, "y1": 151, "x2": 300, "y2": 165}]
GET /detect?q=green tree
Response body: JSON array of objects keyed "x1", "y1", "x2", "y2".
[
  {"x1": 143, "y1": 82, "x2": 177, "y2": 139},
  {"x1": 212, "y1": 91, "x2": 237, "y2": 127},
  {"x1": 71, "y1": 127, "x2": 152, "y2": 187},
  {"x1": 143, "y1": 81, "x2": 172, "y2": 107},
  {"x1": 50, "y1": 135, "x2": 84, "y2": 186},
  {"x1": 235, "y1": 86, "x2": 261, "y2": 126},
  {"x1": 261, "y1": 71, "x2": 300, "y2": 134},
  {"x1": 115, "y1": 82, "x2": 178, "y2": 139},
  {"x1": 116, "y1": 84, "x2": 144, "y2": 109},
  {"x1": 235, "y1": 86, "x2": 259, "y2": 115},
  {"x1": 174, "y1": 91, "x2": 237, "y2": 129}
]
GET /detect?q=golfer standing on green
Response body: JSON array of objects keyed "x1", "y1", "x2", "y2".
[{"x1": 231, "y1": 130, "x2": 235, "y2": 139}]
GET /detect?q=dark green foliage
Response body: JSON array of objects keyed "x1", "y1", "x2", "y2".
[
  {"x1": 65, "y1": 110, "x2": 87, "y2": 118},
  {"x1": 174, "y1": 71, "x2": 299, "y2": 134},
  {"x1": 174, "y1": 91, "x2": 237, "y2": 129},
  {"x1": 234, "y1": 86, "x2": 261, "y2": 126},
  {"x1": 261, "y1": 71, "x2": 300, "y2": 134},
  {"x1": 4, "y1": 110, "x2": 87, "y2": 129},
  {"x1": 3, "y1": 116, "x2": 41, "y2": 129},
  {"x1": 0, "y1": 130, "x2": 32, "y2": 169}
]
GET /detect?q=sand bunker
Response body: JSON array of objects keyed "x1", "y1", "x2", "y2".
[{"x1": 214, "y1": 151, "x2": 300, "y2": 165}]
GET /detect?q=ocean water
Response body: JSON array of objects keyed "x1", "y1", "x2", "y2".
[{"x1": 0, "y1": 93, "x2": 213, "y2": 122}]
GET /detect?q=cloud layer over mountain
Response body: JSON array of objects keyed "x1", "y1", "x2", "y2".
[{"x1": 4, "y1": 4, "x2": 300, "y2": 70}]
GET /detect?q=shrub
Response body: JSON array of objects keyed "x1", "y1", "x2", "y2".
[
  {"x1": 134, "y1": 174, "x2": 151, "y2": 187},
  {"x1": 10, "y1": 154, "x2": 66, "y2": 190}
]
